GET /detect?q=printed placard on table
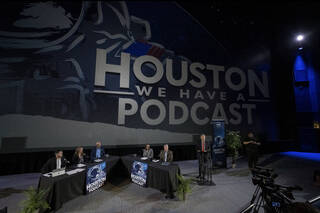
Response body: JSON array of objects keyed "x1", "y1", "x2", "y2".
[
  {"x1": 86, "y1": 162, "x2": 106, "y2": 193},
  {"x1": 131, "y1": 161, "x2": 148, "y2": 187}
]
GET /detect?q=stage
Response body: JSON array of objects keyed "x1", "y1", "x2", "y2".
[{"x1": 0, "y1": 153, "x2": 319, "y2": 213}]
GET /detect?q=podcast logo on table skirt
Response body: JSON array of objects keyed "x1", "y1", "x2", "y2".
[
  {"x1": 131, "y1": 161, "x2": 148, "y2": 187},
  {"x1": 86, "y1": 162, "x2": 106, "y2": 193}
]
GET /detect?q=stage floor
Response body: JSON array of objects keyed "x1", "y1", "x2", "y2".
[{"x1": 0, "y1": 153, "x2": 319, "y2": 213}]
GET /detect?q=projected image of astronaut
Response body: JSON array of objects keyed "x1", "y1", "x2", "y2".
[{"x1": 0, "y1": 1, "x2": 191, "y2": 122}]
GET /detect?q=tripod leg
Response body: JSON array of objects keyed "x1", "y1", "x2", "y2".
[
  {"x1": 250, "y1": 186, "x2": 260, "y2": 204},
  {"x1": 253, "y1": 193, "x2": 263, "y2": 213}
]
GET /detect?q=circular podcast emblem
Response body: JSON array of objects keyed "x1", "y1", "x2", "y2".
[
  {"x1": 89, "y1": 167, "x2": 101, "y2": 182},
  {"x1": 87, "y1": 162, "x2": 106, "y2": 184},
  {"x1": 132, "y1": 161, "x2": 147, "y2": 178}
]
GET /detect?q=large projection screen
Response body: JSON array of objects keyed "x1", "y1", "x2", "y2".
[{"x1": 0, "y1": 1, "x2": 278, "y2": 153}]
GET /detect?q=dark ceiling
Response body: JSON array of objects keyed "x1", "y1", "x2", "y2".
[
  {"x1": 177, "y1": 1, "x2": 320, "y2": 55},
  {"x1": 177, "y1": 1, "x2": 320, "y2": 139}
]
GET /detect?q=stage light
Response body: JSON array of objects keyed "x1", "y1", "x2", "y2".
[
  {"x1": 281, "y1": 152, "x2": 320, "y2": 162},
  {"x1": 298, "y1": 47, "x2": 303, "y2": 50},
  {"x1": 296, "y1": 35, "x2": 304, "y2": 41}
]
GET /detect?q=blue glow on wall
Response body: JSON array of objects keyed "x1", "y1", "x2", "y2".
[
  {"x1": 294, "y1": 55, "x2": 307, "y2": 71},
  {"x1": 293, "y1": 52, "x2": 320, "y2": 113},
  {"x1": 293, "y1": 53, "x2": 311, "y2": 112},
  {"x1": 294, "y1": 55, "x2": 307, "y2": 81},
  {"x1": 307, "y1": 65, "x2": 320, "y2": 113},
  {"x1": 281, "y1": 151, "x2": 320, "y2": 162}
]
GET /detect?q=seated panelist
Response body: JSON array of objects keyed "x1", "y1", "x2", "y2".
[
  {"x1": 90, "y1": 141, "x2": 105, "y2": 160},
  {"x1": 143, "y1": 144, "x2": 154, "y2": 159},
  {"x1": 72, "y1": 146, "x2": 86, "y2": 164},
  {"x1": 159, "y1": 144, "x2": 173, "y2": 162},
  {"x1": 41, "y1": 150, "x2": 68, "y2": 173}
]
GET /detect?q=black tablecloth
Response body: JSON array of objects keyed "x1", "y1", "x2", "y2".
[
  {"x1": 121, "y1": 155, "x2": 180, "y2": 194},
  {"x1": 38, "y1": 156, "x2": 120, "y2": 211}
]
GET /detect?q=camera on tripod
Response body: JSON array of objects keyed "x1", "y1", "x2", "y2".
[
  {"x1": 251, "y1": 166, "x2": 278, "y2": 186},
  {"x1": 241, "y1": 166, "x2": 306, "y2": 213}
]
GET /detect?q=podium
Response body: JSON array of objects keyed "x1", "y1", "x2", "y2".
[{"x1": 198, "y1": 149, "x2": 215, "y2": 186}]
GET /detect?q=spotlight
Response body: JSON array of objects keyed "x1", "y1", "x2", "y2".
[
  {"x1": 296, "y1": 35, "x2": 304, "y2": 41},
  {"x1": 298, "y1": 47, "x2": 303, "y2": 50}
]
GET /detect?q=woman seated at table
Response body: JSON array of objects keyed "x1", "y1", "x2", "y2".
[
  {"x1": 72, "y1": 147, "x2": 85, "y2": 164},
  {"x1": 142, "y1": 144, "x2": 154, "y2": 159}
]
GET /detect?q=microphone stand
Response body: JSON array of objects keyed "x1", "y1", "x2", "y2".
[
  {"x1": 63, "y1": 158, "x2": 71, "y2": 169},
  {"x1": 198, "y1": 145, "x2": 215, "y2": 186}
]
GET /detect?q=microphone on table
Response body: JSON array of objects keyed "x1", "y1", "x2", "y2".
[{"x1": 63, "y1": 158, "x2": 70, "y2": 165}]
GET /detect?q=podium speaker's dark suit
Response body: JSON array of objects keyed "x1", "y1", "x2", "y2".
[
  {"x1": 41, "y1": 157, "x2": 67, "y2": 173},
  {"x1": 196, "y1": 140, "x2": 211, "y2": 177}
]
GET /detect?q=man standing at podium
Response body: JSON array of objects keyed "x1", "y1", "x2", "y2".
[{"x1": 197, "y1": 134, "x2": 211, "y2": 178}]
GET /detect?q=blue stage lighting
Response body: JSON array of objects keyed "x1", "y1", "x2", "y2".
[{"x1": 281, "y1": 151, "x2": 320, "y2": 162}]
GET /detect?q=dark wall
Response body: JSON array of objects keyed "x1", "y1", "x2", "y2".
[
  {"x1": 178, "y1": 1, "x2": 320, "y2": 145},
  {"x1": 0, "y1": 144, "x2": 197, "y2": 175}
]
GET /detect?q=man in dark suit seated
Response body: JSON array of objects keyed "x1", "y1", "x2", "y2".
[
  {"x1": 159, "y1": 144, "x2": 173, "y2": 162},
  {"x1": 90, "y1": 141, "x2": 105, "y2": 161},
  {"x1": 41, "y1": 150, "x2": 68, "y2": 173},
  {"x1": 197, "y1": 134, "x2": 211, "y2": 179}
]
